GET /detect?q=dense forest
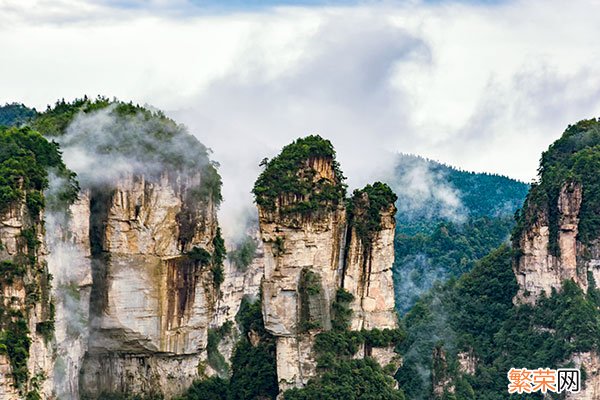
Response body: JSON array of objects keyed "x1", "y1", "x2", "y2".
[
  {"x1": 391, "y1": 154, "x2": 529, "y2": 313},
  {"x1": 398, "y1": 118, "x2": 600, "y2": 399},
  {"x1": 397, "y1": 244, "x2": 600, "y2": 400}
]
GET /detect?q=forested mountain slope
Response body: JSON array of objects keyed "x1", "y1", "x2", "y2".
[{"x1": 391, "y1": 154, "x2": 529, "y2": 313}]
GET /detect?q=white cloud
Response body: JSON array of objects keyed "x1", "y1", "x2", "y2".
[{"x1": 2, "y1": 0, "x2": 600, "y2": 235}]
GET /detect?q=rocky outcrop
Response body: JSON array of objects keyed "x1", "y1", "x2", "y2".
[
  {"x1": 457, "y1": 349, "x2": 477, "y2": 375},
  {"x1": 213, "y1": 232, "x2": 264, "y2": 328},
  {"x1": 259, "y1": 189, "x2": 346, "y2": 390},
  {"x1": 0, "y1": 354, "x2": 20, "y2": 399},
  {"x1": 432, "y1": 345, "x2": 454, "y2": 398},
  {"x1": 207, "y1": 232, "x2": 264, "y2": 377},
  {"x1": 343, "y1": 201, "x2": 397, "y2": 331},
  {"x1": 79, "y1": 173, "x2": 220, "y2": 399},
  {"x1": 254, "y1": 137, "x2": 399, "y2": 394},
  {"x1": 0, "y1": 197, "x2": 54, "y2": 399},
  {"x1": 513, "y1": 182, "x2": 593, "y2": 304}
]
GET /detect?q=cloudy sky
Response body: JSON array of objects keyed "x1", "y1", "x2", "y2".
[{"x1": 2, "y1": 0, "x2": 600, "y2": 230}]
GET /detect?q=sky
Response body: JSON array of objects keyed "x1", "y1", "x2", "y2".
[{"x1": 2, "y1": 0, "x2": 600, "y2": 234}]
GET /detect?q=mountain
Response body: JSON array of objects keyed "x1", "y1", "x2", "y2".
[
  {"x1": 0, "y1": 98, "x2": 230, "y2": 399},
  {"x1": 390, "y1": 154, "x2": 529, "y2": 313},
  {"x1": 3, "y1": 95, "x2": 599, "y2": 400},
  {"x1": 392, "y1": 154, "x2": 529, "y2": 235},
  {"x1": 397, "y1": 118, "x2": 600, "y2": 400},
  {"x1": 0, "y1": 103, "x2": 403, "y2": 400}
]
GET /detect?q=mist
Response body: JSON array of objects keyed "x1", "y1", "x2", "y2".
[
  {"x1": 44, "y1": 173, "x2": 92, "y2": 399},
  {"x1": 58, "y1": 104, "x2": 213, "y2": 189},
  {"x1": 171, "y1": 14, "x2": 427, "y2": 238},
  {"x1": 4, "y1": 1, "x2": 600, "y2": 242}
]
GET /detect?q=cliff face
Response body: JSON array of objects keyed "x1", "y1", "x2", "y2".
[
  {"x1": 0, "y1": 198, "x2": 54, "y2": 399},
  {"x1": 253, "y1": 137, "x2": 399, "y2": 394},
  {"x1": 513, "y1": 182, "x2": 592, "y2": 304},
  {"x1": 343, "y1": 199, "x2": 397, "y2": 331},
  {"x1": 514, "y1": 181, "x2": 600, "y2": 399},
  {"x1": 258, "y1": 159, "x2": 346, "y2": 391},
  {"x1": 47, "y1": 192, "x2": 93, "y2": 399},
  {"x1": 79, "y1": 173, "x2": 220, "y2": 399},
  {"x1": 214, "y1": 231, "x2": 264, "y2": 328},
  {"x1": 512, "y1": 120, "x2": 600, "y2": 400}
]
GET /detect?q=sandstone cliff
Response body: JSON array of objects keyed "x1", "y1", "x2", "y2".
[
  {"x1": 0, "y1": 194, "x2": 54, "y2": 399},
  {"x1": 253, "y1": 136, "x2": 400, "y2": 394},
  {"x1": 2, "y1": 104, "x2": 403, "y2": 399},
  {"x1": 513, "y1": 182, "x2": 590, "y2": 304},
  {"x1": 511, "y1": 120, "x2": 600, "y2": 399},
  {"x1": 343, "y1": 186, "x2": 398, "y2": 331},
  {"x1": 46, "y1": 192, "x2": 93, "y2": 399},
  {"x1": 79, "y1": 172, "x2": 221, "y2": 399},
  {"x1": 258, "y1": 159, "x2": 346, "y2": 391}
]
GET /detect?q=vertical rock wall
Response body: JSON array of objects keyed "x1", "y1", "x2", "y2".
[
  {"x1": 47, "y1": 192, "x2": 93, "y2": 399},
  {"x1": 255, "y1": 150, "x2": 399, "y2": 394},
  {"x1": 343, "y1": 204, "x2": 397, "y2": 331},
  {"x1": 513, "y1": 182, "x2": 600, "y2": 399},
  {"x1": 79, "y1": 173, "x2": 220, "y2": 399},
  {"x1": 259, "y1": 204, "x2": 346, "y2": 390},
  {"x1": 514, "y1": 182, "x2": 590, "y2": 304},
  {"x1": 0, "y1": 198, "x2": 54, "y2": 399}
]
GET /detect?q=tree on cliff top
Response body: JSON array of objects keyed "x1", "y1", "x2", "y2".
[
  {"x1": 252, "y1": 135, "x2": 346, "y2": 216},
  {"x1": 347, "y1": 182, "x2": 397, "y2": 245}
]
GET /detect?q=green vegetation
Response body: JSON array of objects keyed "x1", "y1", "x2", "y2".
[
  {"x1": 393, "y1": 154, "x2": 529, "y2": 235},
  {"x1": 187, "y1": 246, "x2": 212, "y2": 265},
  {"x1": 0, "y1": 233, "x2": 55, "y2": 391},
  {"x1": 252, "y1": 135, "x2": 346, "y2": 217},
  {"x1": 0, "y1": 260, "x2": 27, "y2": 284},
  {"x1": 31, "y1": 96, "x2": 222, "y2": 204},
  {"x1": 32, "y1": 96, "x2": 111, "y2": 137},
  {"x1": 228, "y1": 235, "x2": 257, "y2": 271},
  {"x1": 185, "y1": 227, "x2": 226, "y2": 289},
  {"x1": 92, "y1": 394, "x2": 164, "y2": 400},
  {"x1": 391, "y1": 155, "x2": 528, "y2": 314},
  {"x1": 299, "y1": 269, "x2": 322, "y2": 296},
  {"x1": 211, "y1": 228, "x2": 226, "y2": 288},
  {"x1": 26, "y1": 372, "x2": 46, "y2": 400},
  {"x1": 394, "y1": 216, "x2": 515, "y2": 313},
  {"x1": 298, "y1": 269, "x2": 324, "y2": 332},
  {"x1": 284, "y1": 287, "x2": 405, "y2": 400},
  {"x1": 175, "y1": 377, "x2": 228, "y2": 400},
  {"x1": 397, "y1": 243, "x2": 600, "y2": 399},
  {"x1": 394, "y1": 120, "x2": 600, "y2": 398},
  {"x1": 348, "y1": 182, "x2": 397, "y2": 245},
  {"x1": 513, "y1": 118, "x2": 600, "y2": 253},
  {"x1": 273, "y1": 236, "x2": 285, "y2": 256},
  {"x1": 206, "y1": 321, "x2": 234, "y2": 377},
  {"x1": 0, "y1": 126, "x2": 78, "y2": 216},
  {"x1": 0, "y1": 124, "x2": 74, "y2": 393},
  {"x1": 284, "y1": 357, "x2": 405, "y2": 400},
  {"x1": 0, "y1": 313, "x2": 32, "y2": 390},
  {"x1": 330, "y1": 288, "x2": 354, "y2": 331},
  {"x1": 0, "y1": 103, "x2": 38, "y2": 127},
  {"x1": 177, "y1": 297, "x2": 278, "y2": 400}
]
